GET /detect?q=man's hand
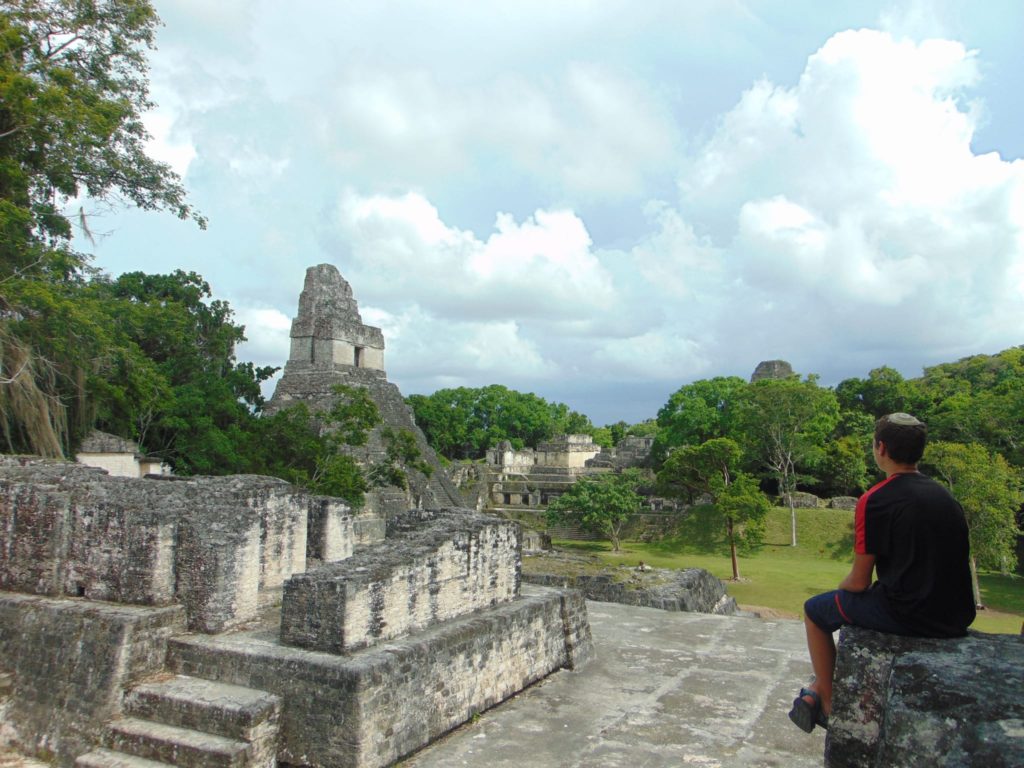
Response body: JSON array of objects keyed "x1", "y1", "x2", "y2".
[{"x1": 838, "y1": 552, "x2": 876, "y2": 593}]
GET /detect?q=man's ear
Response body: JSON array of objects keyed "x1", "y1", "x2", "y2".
[{"x1": 875, "y1": 440, "x2": 888, "y2": 458}]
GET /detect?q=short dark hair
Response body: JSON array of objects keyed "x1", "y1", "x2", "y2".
[{"x1": 874, "y1": 413, "x2": 927, "y2": 464}]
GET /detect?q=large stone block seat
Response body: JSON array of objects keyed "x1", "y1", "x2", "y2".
[{"x1": 826, "y1": 625, "x2": 1024, "y2": 767}]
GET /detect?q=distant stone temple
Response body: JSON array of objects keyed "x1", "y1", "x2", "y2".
[
  {"x1": 282, "y1": 263, "x2": 385, "y2": 375},
  {"x1": 750, "y1": 359, "x2": 795, "y2": 382},
  {"x1": 267, "y1": 263, "x2": 461, "y2": 516}
]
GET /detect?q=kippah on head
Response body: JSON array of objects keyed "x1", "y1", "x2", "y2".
[{"x1": 887, "y1": 412, "x2": 922, "y2": 425}]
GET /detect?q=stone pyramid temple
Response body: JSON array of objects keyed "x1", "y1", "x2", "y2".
[{"x1": 267, "y1": 264, "x2": 461, "y2": 515}]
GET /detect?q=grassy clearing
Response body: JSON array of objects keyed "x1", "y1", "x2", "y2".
[{"x1": 550, "y1": 505, "x2": 1024, "y2": 635}]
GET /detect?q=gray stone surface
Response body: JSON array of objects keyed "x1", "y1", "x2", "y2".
[
  {"x1": 123, "y1": 676, "x2": 281, "y2": 744},
  {"x1": 782, "y1": 491, "x2": 825, "y2": 509},
  {"x1": 750, "y1": 360, "x2": 795, "y2": 382},
  {"x1": 168, "y1": 586, "x2": 591, "y2": 768},
  {"x1": 524, "y1": 555, "x2": 737, "y2": 614},
  {"x1": 402, "y1": 601, "x2": 825, "y2": 768},
  {"x1": 0, "y1": 458, "x2": 318, "y2": 632},
  {"x1": 826, "y1": 625, "x2": 1024, "y2": 768},
  {"x1": 102, "y1": 718, "x2": 249, "y2": 768},
  {"x1": 828, "y1": 496, "x2": 857, "y2": 510},
  {"x1": 0, "y1": 592, "x2": 186, "y2": 765},
  {"x1": 281, "y1": 509, "x2": 520, "y2": 653}
]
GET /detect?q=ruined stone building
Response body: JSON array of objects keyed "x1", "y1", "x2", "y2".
[
  {"x1": 750, "y1": 359, "x2": 795, "y2": 382},
  {"x1": 75, "y1": 430, "x2": 171, "y2": 478},
  {"x1": 266, "y1": 264, "x2": 462, "y2": 517},
  {"x1": 476, "y1": 434, "x2": 653, "y2": 512},
  {"x1": 0, "y1": 265, "x2": 592, "y2": 768}
]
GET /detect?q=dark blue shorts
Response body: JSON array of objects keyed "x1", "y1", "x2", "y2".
[{"x1": 804, "y1": 586, "x2": 916, "y2": 635}]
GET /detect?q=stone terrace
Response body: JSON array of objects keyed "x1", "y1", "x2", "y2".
[{"x1": 404, "y1": 600, "x2": 826, "y2": 768}]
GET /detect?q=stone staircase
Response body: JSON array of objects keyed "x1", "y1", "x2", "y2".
[{"x1": 75, "y1": 675, "x2": 281, "y2": 768}]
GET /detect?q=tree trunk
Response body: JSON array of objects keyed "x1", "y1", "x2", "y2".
[
  {"x1": 609, "y1": 525, "x2": 620, "y2": 552},
  {"x1": 728, "y1": 518, "x2": 739, "y2": 580},
  {"x1": 970, "y1": 555, "x2": 984, "y2": 609},
  {"x1": 789, "y1": 491, "x2": 797, "y2": 547}
]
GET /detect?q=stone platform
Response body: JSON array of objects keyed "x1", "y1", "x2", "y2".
[
  {"x1": 167, "y1": 585, "x2": 591, "y2": 768},
  {"x1": 404, "y1": 601, "x2": 825, "y2": 768}
]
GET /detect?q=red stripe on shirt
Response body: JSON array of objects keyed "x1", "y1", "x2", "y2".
[
  {"x1": 854, "y1": 474, "x2": 901, "y2": 554},
  {"x1": 835, "y1": 592, "x2": 852, "y2": 623}
]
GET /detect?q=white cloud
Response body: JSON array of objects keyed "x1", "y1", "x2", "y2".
[
  {"x1": 334, "y1": 190, "x2": 617, "y2": 323},
  {"x1": 360, "y1": 305, "x2": 556, "y2": 392},
  {"x1": 665, "y1": 28, "x2": 1024, "y2": 373},
  {"x1": 234, "y1": 306, "x2": 292, "y2": 367}
]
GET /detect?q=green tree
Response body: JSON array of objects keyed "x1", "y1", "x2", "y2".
[
  {"x1": 545, "y1": 470, "x2": 644, "y2": 552},
  {"x1": 653, "y1": 376, "x2": 747, "y2": 464},
  {"x1": 733, "y1": 376, "x2": 839, "y2": 546},
  {"x1": 249, "y1": 385, "x2": 383, "y2": 507},
  {"x1": 656, "y1": 438, "x2": 769, "y2": 579},
  {"x1": 835, "y1": 366, "x2": 922, "y2": 418},
  {"x1": 920, "y1": 348, "x2": 1024, "y2": 468},
  {"x1": 819, "y1": 435, "x2": 871, "y2": 497},
  {"x1": 606, "y1": 420, "x2": 629, "y2": 445},
  {"x1": 85, "y1": 271, "x2": 276, "y2": 473},
  {"x1": 368, "y1": 427, "x2": 434, "y2": 491},
  {"x1": 408, "y1": 385, "x2": 594, "y2": 460},
  {"x1": 923, "y1": 441, "x2": 1023, "y2": 607},
  {"x1": 1, "y1": 0, "x2": 203, "y2": 455}
]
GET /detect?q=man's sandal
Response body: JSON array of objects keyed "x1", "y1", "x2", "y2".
[{"x1": 788, "y1": 687, "x2": 829, "y2": 733}]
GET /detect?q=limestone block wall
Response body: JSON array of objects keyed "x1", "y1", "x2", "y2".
[
  {"x1": 536, "y1": 434, "x2": 602, "y2": 468},
  {"x1": 281, "y1": 508, "x2": 520, "y2": 653},
  {"x1": 168, "y1": 585, "x2": 592, "y2": 768},
  {"x1": 307, "y1": 496, "x2": 356, "y2": 561},
  {"x1": 0, "y1": 592, "x2": 186, "y2": 764},
  {"x1": 0, "y1": 458, "x2": 351, "y2": 632},
  {"x1": 485, "y1": 443, "x2": 538, "y2": 469},
  {"x1": 0, "y1": 461, "x2": 179, "y2": 602},
  {"x1": 826, "y1": 625, "x2": 1024, "y2": 767},
  {"x1": 73, "y1": 452, "x2": 139, "y2": 477}
]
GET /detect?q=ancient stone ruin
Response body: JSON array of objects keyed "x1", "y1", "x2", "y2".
[
  {"x1": 827, "y1": 625, "x2": 1024, "y2": 767},
  {"x1": 473, "y1": 433, "x2": 653, "y2": 515},
  {"x1": 75, "y1": 429, "x2": 171, "y2": 478},
  {"x1": 266, "y1": 263, "x2": 462, "y2": 517},
  {"x1": 750, "y1": 359, "x2": 795, "y2": 382},
  {"x1": 0, "y1": 264, "x2": 593, "y2": 768}
]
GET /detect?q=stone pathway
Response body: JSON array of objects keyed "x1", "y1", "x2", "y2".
[{"x1": 402, "y1": 600, "x2": 826, "y2": 768}]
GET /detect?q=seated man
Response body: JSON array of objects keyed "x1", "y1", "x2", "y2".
[{"x1": 789, "y1": 412, "x2": 976, "y2": 733}]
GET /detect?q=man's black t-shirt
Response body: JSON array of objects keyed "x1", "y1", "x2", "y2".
[{"x1": 854, "y1": 472, "x2": 976, "y2": 637}]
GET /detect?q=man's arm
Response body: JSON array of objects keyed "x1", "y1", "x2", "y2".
[{"x1": 838, "y1": 552, "x2": 876, "y2": 592}]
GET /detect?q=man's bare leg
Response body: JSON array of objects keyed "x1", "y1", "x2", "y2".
[{"x1": 803, "y1": 614, "x2": 836, "y2": 714}]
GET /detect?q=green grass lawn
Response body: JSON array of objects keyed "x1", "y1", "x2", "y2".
[{"x1": 551, "y1": 505, "x2": 1023, "y2": 634}]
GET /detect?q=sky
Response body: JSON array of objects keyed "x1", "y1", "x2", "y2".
[{"x1": 80, "y1": 0, "x2": 1024, "y2": 425}]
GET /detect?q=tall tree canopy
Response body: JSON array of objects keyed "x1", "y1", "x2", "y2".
[
  {"x1": 407, "y1": 384, "x2": 594, "y2": 460},
  {"x1": 1, "y1": 0, "x2": 203, "y2": 456},
  {"x1": 923, "y1": 440, "x2": 1022, "y2": 606},
  {"x1": 733, "y1": 376, "x2": 839, "y2": 545},
  {"x1": 656, "y1": 438, "x2": 768, "y2": 579},
  {"x1": 653, "y1": 376, "x2": 747, "y2": 463},
  {"x1": 82, "y1": 270, "x2": 276, "y2": 473}
]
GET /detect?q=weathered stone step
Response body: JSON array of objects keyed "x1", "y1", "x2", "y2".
[
  {"x1": 75, "y1": 747, "x2": 175, "y2": 767},
  {"x1": 104, "y1": 717, "x2": 251, "y2": 768},
  {"x1": 124, "y1": 675, "x2": 281, "y2": 742}
]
